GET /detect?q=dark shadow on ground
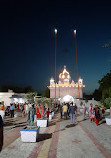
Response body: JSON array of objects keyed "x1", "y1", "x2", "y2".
[
  {"x1": 77, "y1": 118, "x2": 89, "y2": 123},
  {"x1": 52, "y1": 128, "x2": 66, "y2": 134},
  {"x1": 4, "y1": 121, "x2": 27, "y2": 127},
  {"x1": 4, "y1": 122, "x2": 14, "y2": 126},
  {"x1": 37, "y1": 133, "x2": 52, "y2": 142},
  {"x1": 48, "y1": 122, "x2": 56, "y2": 127},
  {"x1": 58, "y1": 118, "x2": 70, "y2": 122},
  {"x1": 12, "y1": 124, "x2": 27, "y2": 128},
  {"x1": 99, "y1": 119, "x2": 106, "y2": 125},
  {"x1": 66, "y1": 123, "x2": 78, "y2": 128}
]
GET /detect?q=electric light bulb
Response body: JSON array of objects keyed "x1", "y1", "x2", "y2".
[{"x1": 55, "y1": 29, "x2": 57, "y2": 34}]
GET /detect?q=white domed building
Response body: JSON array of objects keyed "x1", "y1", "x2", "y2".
[{"x1": 49, "y1": 66, "x2": 85, "y2": 103}]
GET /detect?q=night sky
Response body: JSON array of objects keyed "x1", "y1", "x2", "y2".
[{"x1": 0, "y1": 0, "x2": 111, "y2": 94}]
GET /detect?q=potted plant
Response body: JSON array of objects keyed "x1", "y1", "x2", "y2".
[
  {"x1": 20, "y1": 104, "x2": 40, "y2": 142},
  {"x1": 20, "y1": 92, "x2": 40, "y2": 142},
  {"x1": 35, "y1": 97, "x2": 52, "y2": 127}
]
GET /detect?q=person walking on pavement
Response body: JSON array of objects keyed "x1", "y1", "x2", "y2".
[
  {"x1": 62, "y1": 103, "x2": 68, "y2": 119},
  {"x1": 83, "y1": 104, "x2": 87, "y2": 120},
  {"x1": 46, "y1": 108, "x2": 49, "y2": 119},
  {"x1": 60, "y1": 104, "x2": 63, "y2": 119},
  {"x1": 0, "y1": 106, "x2": 5, "y2": 120},
  {"x1": 69, "y1": 102, "x2": 75, "y2": 124},
  {"x1": 95, "y1": 105, "x2": 100, "y2": 126},
  {"x1": 10, "y1": 103, "x2": 14, "y2": 118},
  {"x1": 89, "y1": 103, "x2": 93, "y2": 122},
  {"x1": 0, "y1": 115, "x2": 3, "y2": 152},
  {"x1": 75, "y1": 103, "x2": 77, "y2": 119},
  {"x1": 101, "y1": 104, "x2": 105, "y2": 118},
  {"x1": 67, "y1": 102, "x2": 70, "y2": 117}
]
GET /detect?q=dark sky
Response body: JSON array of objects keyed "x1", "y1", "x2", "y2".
[{"x1": 0, "y1": 0, "x2": 111, "y2": 94}]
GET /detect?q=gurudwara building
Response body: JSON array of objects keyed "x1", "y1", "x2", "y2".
[{"x1": 49, "y1": 66, "x2": 85, "y2": 103}]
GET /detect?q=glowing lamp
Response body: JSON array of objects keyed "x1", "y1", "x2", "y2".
[
  {"x1": 55, "y1": 29, "x2": 57, "y2": 34},
  {"x1": 74, "y1": 30, "x2": 76, "y2": 35},
  {"x1": 78, "y1": 78, "x2": 82, "y2": 84},
  {"x1": 50, "y1": 78, "x2": 54, "y2": 84}
]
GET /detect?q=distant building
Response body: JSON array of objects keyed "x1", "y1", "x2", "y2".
[
  {"x1": 49, "y1": 66, "x2": 85, "y2": 103},
  {"x1": 0, "y1": 89, "x2": 26, "y2": 106}
]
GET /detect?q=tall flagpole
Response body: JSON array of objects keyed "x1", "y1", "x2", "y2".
[
  {"x1": 55, "y1": 29, "x2": 57, "y2": 106},
  {"x1": 74, "y1": 30, "x2": 80, "y2": 100}
]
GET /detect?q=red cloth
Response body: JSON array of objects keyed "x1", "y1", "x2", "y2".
[
  {"x1": 46, "y1": 110, "x2": 49, "y2": 118},
  {"x1": 36, "y1": 106, "x2": 41, "y2": 118},
  {"x1": 95, "y1": 119, "x2": 99, "y2": 125},
  {"x1": 90, "y1": 106, "x2": 92, "y2": 111},
  {"x1": 93, "y1": 118, "x2": 95, "y2": 122}
]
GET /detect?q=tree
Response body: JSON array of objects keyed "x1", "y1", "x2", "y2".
[
  {"x1": 25, "y1": 92, "x2": 37, "y2": 103},
  {"x1": 92, "y1": 89, "x2": 102, "y2": 101},
  {"x1": 0, "y1": 85, "x2": 24, "y2": 93},
  {"x1": 104, "y1": 98, "x2": 111, "y2": 109},
  {"x1": 35, "y1": 97, "x2": 52, "y2": 118},
  {"x1": 98, "y1": 70, "x2": 111, "y2": 107},
  {"x1": 24, "y1": 86, "x2": 35, "y2": 93},
  {"x1": 98, "y1": 71, "x2": 111, "y2": 91},
  {"x1": 0, "y1": 85, "x2": 36, "y2": 93},
  {"x1": 42, "y1": 88, "x2": 50, "y2": 98},
  {"x1": 35, "y1": 97, "x2": 52, "y2": 107}
]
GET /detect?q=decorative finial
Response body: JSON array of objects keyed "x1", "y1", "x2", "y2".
[{"x1": 64, "y1": 65, "x2": 66, "y2": 69}]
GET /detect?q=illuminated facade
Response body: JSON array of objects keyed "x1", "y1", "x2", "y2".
[{"x1": 49, "y1": 66, "x2": 85, "y2": 102}]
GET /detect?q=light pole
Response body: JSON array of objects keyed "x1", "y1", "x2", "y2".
[
  {"x1": 74, "y1": 30, "x2": 80, "y2": 100},
  {"x1": 55, "y1": 29, "x2": 57, "y2": 106}
]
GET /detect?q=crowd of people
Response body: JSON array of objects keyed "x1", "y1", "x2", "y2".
[
  {"x1": 59, "y1": 102, "x2": 77, "y2": 124},
  {"x1": 0, "y1": 101, "x2": 106, "y2": 127},
  {"x1": 0, "y1": 103, "x2": 28, "y2": 119},
  {"x1": 59, "y1": 101, "x2": 105, "y2": 126},
  {"x1": 89, "y1": 103, "x2": 105, "y2": 126},
  {"x1": 0, "y1": 99, "x2": 107, "y2": 153}
]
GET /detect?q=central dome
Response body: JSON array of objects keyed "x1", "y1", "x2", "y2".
[{"x1": 59, "y1": 66, "x2": 71, "y2": 83}]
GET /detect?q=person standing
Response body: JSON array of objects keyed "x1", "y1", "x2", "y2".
[
  {"x1": 46, "y1": 108, "x2": 49, "y2": 119},
  {"x1": 60, "y1": 104, "x2": 63, "y2": 119},
  {"x1": 101, "y1": 104, "x2": 105, "y2": 118},
  {"x1": 44, "y1": 105, "x2": 46, "y2": 113},
  {"x1": 10, "y1": 104, "x2": 14, "y2": 118},
  {"x1": 69, "y1": 102, "x2": 75, "y2": 124},
  {"x1": 62, "y1": 103, "x2": 68, "y2": 119},
  {"x1": 89, "y1": 103, "x2": 93, "y2": 122},
  {"x1": 67, "y1": 102, "x2": 70, "y2": 117},
  {"x1": 75, "y1": 103, "x2": 77, "y2": 119},
  {"x1": 28, "y1": 104, "x2": 36, "y2": 126},
  {"x1": 36, "y1": 104, "x2": 42, "y2": 119},
  {"x1": 95, "y1": 105, "x2": 100, "y2": 126},
  {"x1": 0, "y1": 106, "x2": 5, "y2": 120},
  {"x1": 0, "y1": 115, "x2": 3, "y2": 152},
  {"x1": 25, "y1": 103, "x2": 29, "y2": 115},
  {"x1": 21, "y1": 104, "x2": 25, "y2": 117},
  {"x1": 83, "y1": 104, "x2": 87, "y2": 120},
  {"x1": 18, "y1": 103, "x2": 20, "y2": 110}
]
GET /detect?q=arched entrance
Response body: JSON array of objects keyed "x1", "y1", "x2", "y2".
[{"x1": 60, "y1": 95, "x2": 74, "y2": 103}]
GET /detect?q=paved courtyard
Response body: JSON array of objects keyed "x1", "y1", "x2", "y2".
[{"x1": 0, "y1": 113, "x2": 111, "y2": 158}]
